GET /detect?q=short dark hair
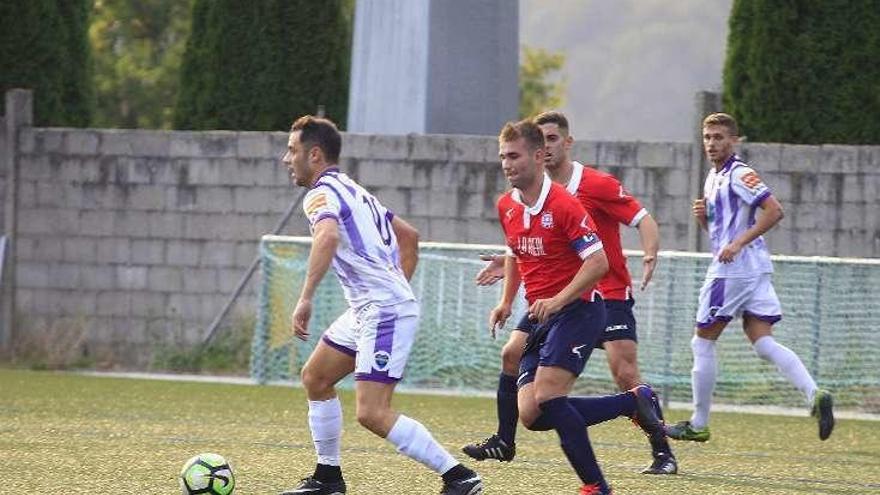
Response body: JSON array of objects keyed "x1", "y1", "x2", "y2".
[
  {"x1": 702, "y1": 112, "x2": 739, "y2": 136},
  {"x1": 291, "y1": 115, "x2": 342, "y2": 163},
  {"x1": 533, "y1": 110, "x2": 569, "y2": 135},
  {"x1": 499, "y1": 119, "x2": 545, "y2": 151}
]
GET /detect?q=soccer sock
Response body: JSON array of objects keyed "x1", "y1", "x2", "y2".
[
  {"x1": 539, "y1": 396, "x2": 608, "y2": 490},
  {"x1": 386, "y1": 414, "x2": 459, "y2": 475},
  {"x1": 753, "y1": 335, "x2": 818, "y2": 404},
  {"x1": 567, "y1": 393, "x2": 636, "y2": 426},
  {"x1": 308, "y1": 397, "x2": 343, "y2": 481},
  {"x1": 690, "y1": 335, "x2": 717, "y2": 429},
  {"x1": 496, "y1": 373, "x2": 520, "y2": 445}
]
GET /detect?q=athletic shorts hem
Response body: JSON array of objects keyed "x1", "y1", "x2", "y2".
[
  {"x1": 354, "y1": 372, "x2": 399, "y2": 383},
  {"x1": 696, "y1": 315, "x2": 733, "y2": 329},
  {"x1": 742, "y1": 312, "x2": 782, "y2": 325},
  {"x1": 322, "y1": 335, "x2": 357, "y2": 356}
]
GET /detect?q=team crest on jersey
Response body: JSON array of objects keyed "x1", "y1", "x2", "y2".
[
  {"x1": 541, "y1": 211, "x2": 554, "y2": 229},
  {"x1": 373, "y1": 351, "x2": 391, "y2": 371}
]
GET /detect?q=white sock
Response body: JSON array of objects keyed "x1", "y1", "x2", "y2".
[
  {"x1": 308, "y1": 397, "x2": 343, "y2": 466},
  {"x1": 753, "y1": 336, "x2": 818, "y2": 405},
  {"x1": 690, "y1": 335, "x2": 717, "y2": 429},
  {"x1": 386, "y1": 414, "x2": 458, "y2": 474}
]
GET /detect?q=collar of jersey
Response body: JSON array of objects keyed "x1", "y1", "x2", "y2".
[
  {"x1": 566, "y1": 161, "x2": 584, "y2": 195},
  {"x1": 311, "y1": 166, "x2": 340, "y2": 188},
  {"x1": 719, "y1": 154, "x2": 739, "y2": 174},
  {"x1": 511, "y1": 173, "x2": 552, "y2": 215}
]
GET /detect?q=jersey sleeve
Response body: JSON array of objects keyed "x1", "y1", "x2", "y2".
[
  {"x1": 730, "y1": 166, "x2": 772, "y2": 206},
  {"x1": 561, "y1": 198, "x2": 604, "y2": 259},
  {"x1": 302, "y1": 186, "x2": 342, "y2": 226},
  {"x1": 592, "y1": 173, "x2": 648, "y2": 227}
]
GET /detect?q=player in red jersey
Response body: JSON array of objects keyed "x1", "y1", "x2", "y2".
[
  {"x1": 484, "y1": 119, "x2": 665, "y2": 495},
  {"x1": 463, "y1": 112, "x2": 676, "y2": 475}
]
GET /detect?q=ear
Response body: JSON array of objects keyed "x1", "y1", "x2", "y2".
[{"x1": 564, "y1": 135, "x2": 574, "y2": 149}]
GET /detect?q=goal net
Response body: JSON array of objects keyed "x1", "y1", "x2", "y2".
[{"x1": 251, "y1": 235, "x2": 880, "y2": 414}]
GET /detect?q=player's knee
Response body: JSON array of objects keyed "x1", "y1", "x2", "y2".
[
  {"x1": 500, "y1": 343, "x2": 523, "y2": 375},
  {"x1": 300, "y1": 364, "x2": 332, "y2": 396},
  {"x1": 612, "y1": 366, "x2": 640, "y2": 391},
  {"x1": 355, "y1": 406, "x2": 388, "y2": 435}
]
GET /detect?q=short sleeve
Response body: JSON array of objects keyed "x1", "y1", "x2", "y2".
[
  {"x1": 302, "y1": 186, "x2": 341, "y2": 226},
  {"x1": 592, "y1": 173, "x2": 648, "y2": 227},
  {"x1": 561, "y1": 199, "x2": 604, "y2": 259},
  {"x1": 730, "y1": 166, "x2": 772, "y2": 206}
]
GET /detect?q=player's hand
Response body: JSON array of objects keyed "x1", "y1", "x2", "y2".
[
  {"x1": 692, "y1": 198, "x2": 706, "y2": 219},
  {"x1": 528, "y1": 297, "x2": 564, "y2": 324},
  {"x1": 640, "y1": 255, "x2": 657, "y2": 290},
  {"x1": 475, "y1": 253, "x2": 505, "y2": 286},
  {"x1": 718, "y1": 241, "x2": 743, "y2": 263},
  {"x1": 291, "y1": 298, "x2": 313, "y2": 341},
  {"x1": 488, "y1": 303, "x2": 512, "y2": 339}
]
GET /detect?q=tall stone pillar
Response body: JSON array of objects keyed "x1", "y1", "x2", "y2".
[{"x1": 347, "y1": 0, "x2": 518, "y2": 136}]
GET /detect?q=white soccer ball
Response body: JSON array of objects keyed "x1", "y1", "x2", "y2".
[{"x1": 179, "y1": 453, "x2": 235, "y2": 495}]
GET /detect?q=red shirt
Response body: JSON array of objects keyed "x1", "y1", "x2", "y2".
[
  {"x1": 497, "y1": 177, "x2": 604, "y2": 305},
  {"x1": 565, "y1": 162, "x2": 648, "y2": 300}
]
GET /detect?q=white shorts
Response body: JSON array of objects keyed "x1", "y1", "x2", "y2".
[
  {"x1": 695, "y1": 274, "x2": 782, "y2": 329},
  {"x1": 322, "y1": 300, "x2": 419, "y2": 383}
]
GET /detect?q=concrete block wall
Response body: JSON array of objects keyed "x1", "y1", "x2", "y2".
[{"x1": 7, "y1": 125, "x2": 880, "y2": 366}]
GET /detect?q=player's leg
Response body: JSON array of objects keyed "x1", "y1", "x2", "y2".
[
  {"x1": 283, "y1": 313, "x2": 357, "y2": 495},
  {"x1": 355, "y1": 302, "x2": 482, "y2": 495},
  {"x1": 462, "y1": 326, "x2": 529, "y2": 462},
  {"x1": 742, "y1": 275, "x2": 834, "y2": 440},
  {"x1": 600, "y1": 298, "x2": 677, "y2": 474},
  {"x1": 668, "y1": 278, "x2": 737, "y2": 442}
]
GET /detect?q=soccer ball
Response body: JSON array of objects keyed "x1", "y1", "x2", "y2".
[{"x1": 179, "y1": 453, "x2": 235, "y2": 495}]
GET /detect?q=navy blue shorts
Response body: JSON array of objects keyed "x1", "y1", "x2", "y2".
[
  {"x1": 516, "y1": 299, "x2": 606, "y2": 388},
  {"x1": 595, "y1": 298, "x2": 637, "y2": 348}
]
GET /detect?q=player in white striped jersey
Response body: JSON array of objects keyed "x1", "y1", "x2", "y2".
[
  {"x1": 666, "y1": 113, "x2": 834, "y2": 443},
  {"x1": 279, "y1": 116, "x2": 482, "y2": 495}
]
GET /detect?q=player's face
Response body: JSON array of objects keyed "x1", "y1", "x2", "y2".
[
  {"x1": 283, "y1": 131, "x2": 312, "y2": 187},
  {"x1": 538, "y1": 123, "x2": 572, "y2": 171},
  {"x1": 703, "y1": 124, "x2": 737, "y2": 166},
  {"x1": 499, "y1": 137, "x2": 542, "y2": 190}
]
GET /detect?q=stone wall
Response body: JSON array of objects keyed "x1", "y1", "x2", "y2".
[{"x1": 4, "y1": 111, "x2": 879, "y2": 365}]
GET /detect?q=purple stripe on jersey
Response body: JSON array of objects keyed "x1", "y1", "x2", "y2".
[
  {"x1": 743, "y1": 311, "x2": 782, "y2": 325},
  {"x1": 721, "y1": 155, "x2": 738, "y2": 173},
  {"x1": 322, "y1": 334, "x2": 356, "y2": 357},
  {"x1": 727, "y1": 179, "x2": 740, "y2": 245},
  {"x1": 712, "y1": 191, "x2": 724, "y2": 254},
  {"x1": 324, "y1": 172, "x2": 357, "y2": 197},
  {"x1": 334, "y1": 256, "x2": 363, "y2": 286},
  {"x1": 355, "y1": 311, "x2": 397, "y2": 382},
  {"x1": 320, "y1": 180, "x2": 368, "y2": 257}
]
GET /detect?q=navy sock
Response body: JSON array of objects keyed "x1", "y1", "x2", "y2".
[
  {"x1": 539, "y1": 396, "x2": 608, "y2": 489},
  {"x1": 567, "y1": 392, "x2": 636, "y2": 426},
  {"x1": 496, "y1": 373, "x2": 519, "y2": 444},
  {"x1": 648, "y1": 393, "x2": 673, "y2": 457}
]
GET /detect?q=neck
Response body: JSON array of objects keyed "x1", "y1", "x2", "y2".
[
  {"x1": 309, "y1": 163, "x2": 335, "y2": 187},
  {"x1": 712, "y1": 153, "x2": 733, "y2": 171},
  {"x1": 546, "y1": 159, "x2": 574, "y2": 186},
  {"x1": 519, "y1": 176, "x2": 544, "y2": 207}
]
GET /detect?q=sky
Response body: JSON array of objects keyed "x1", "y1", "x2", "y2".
[{"x1": 520, "y1": 0, "x2": 734, "y2": 142}]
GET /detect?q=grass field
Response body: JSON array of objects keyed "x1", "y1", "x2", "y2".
[{"x1": 2, "y1": 369, "x2": 878, "y2": 494}]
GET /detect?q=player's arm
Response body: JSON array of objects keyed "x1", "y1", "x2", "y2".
[
  {"x1": 719, "y1": 195, "x2": 784, "y2": 263},
  {"x1": 292, "y1": 218, "x2": 339, "y2": 340},
  {"x1": 391, "y1": 215, "x2": 419, "y2": 280},
  {"x1": 529, "y1": 249, "x2": 608, "y2": 324},
  {"x1": 693, "y1": 198, "x2": 709, "y2": 231},
  {"x1": 636, "y1": 213, "x2": 660, "y2": 290},
  {"x1": 489, "y1": 253, "x2": 520, "y2": 338}
]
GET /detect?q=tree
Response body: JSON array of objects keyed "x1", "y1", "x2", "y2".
[
  {"x1": 519, "y1": 45, "x2": 567, "y2": 119},
  {"x1": 0, "y1": 0, "x2": 94, "y2": 127},
  {"x1": 89, "y1": 0, "x2": 191, "y2": 129},
  {"x1": 723, "y1": 0, "x2": 880, "y2": 144},
  {"x1": 174, "y1": 0, "x2": 352, "y2": 131}
]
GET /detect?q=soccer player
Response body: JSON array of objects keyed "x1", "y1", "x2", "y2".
[
  {"x1": 666, "y1": 112, "x2": 834, "y2": 442},
  {"x1": 464, "y1": 111, "x2": 677, "y2": 475},
  {"x1": 279, "y1": 116, "x2": 482, "y2": 495},
  {"x1": 489, "y1": 119, "x2": 664, "y2": 495}
]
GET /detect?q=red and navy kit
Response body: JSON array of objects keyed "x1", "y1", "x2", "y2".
[
  {"x1": 566, "y1": 162, "x2": 648, "y2": 301},
  {"x1": 497, "y1": 176, "x2": 604, "y2": 305}
]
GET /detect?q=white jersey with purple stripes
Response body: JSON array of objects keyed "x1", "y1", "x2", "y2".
[
  {"x1": 302, "y1": 168, "x2": 415, "y2": 309},
  {"x1": 703, "y1": 154, "x2": 774, "y2": 278}
]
